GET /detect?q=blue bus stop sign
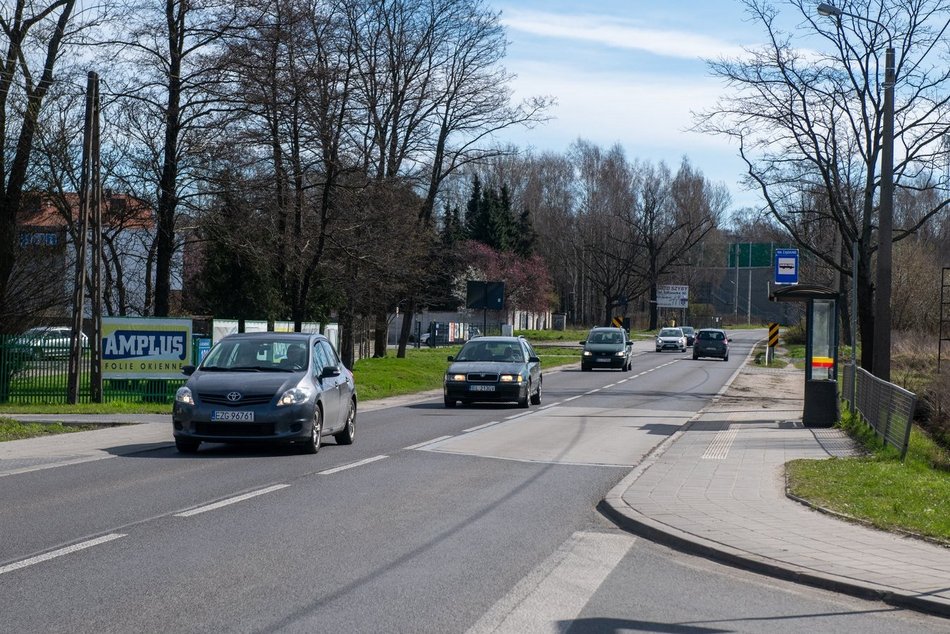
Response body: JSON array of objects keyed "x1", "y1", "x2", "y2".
[{"x1": 774, "y1": 249, "x2": 799, "y2": 284}]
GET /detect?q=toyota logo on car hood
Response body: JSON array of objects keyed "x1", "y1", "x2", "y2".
[{"x1": 226, "y1": 392, "x2": 242, "y2": 402}]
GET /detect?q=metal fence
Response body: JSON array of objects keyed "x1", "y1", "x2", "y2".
[
  {"x1": 0, "y1": 335, "x2": 184, "y2": 405},
  {"x1": 841, "y1": 363, "x2": 917, "y2": 459}
]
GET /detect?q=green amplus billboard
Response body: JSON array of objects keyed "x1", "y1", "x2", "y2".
[{"x1": 727, "y1": 242, "x2": 794, "y2": 268}]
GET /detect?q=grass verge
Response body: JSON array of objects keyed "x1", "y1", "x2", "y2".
[
  {"x1": 0, "y1": 418, "x2": 115, "y2": 442},
  {"x1": 786, "y1": 409, "x2": 950, "y2": 543}
]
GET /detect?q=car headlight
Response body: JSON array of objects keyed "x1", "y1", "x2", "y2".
[
  {"x1": 277, "y1": 386, "x2": 314, "y2": 407},
  {"x1": 656, "y1": 338, "x2": 662, "y2": 343},
  {"x1": 499, "y1": 374, "x2": 523, "y2": 383},
  {"x1": 447, "y1": 373, "x2": 466, "y2": 382},
  {"x1": 582, "y1": 350, "x2": 592, "y2": 356},
  {"x1": 175, "y1": 386, "x2": 194, "y2": 406},
  {"x1": 615, "y1": 350, "x2": 626, "y2": 357}
]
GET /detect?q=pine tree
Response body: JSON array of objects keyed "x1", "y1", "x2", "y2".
[{"x1": 514, "y1": 205, "x2": 537, "y2": 257}]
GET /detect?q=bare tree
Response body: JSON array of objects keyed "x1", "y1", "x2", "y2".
[
  {"x1": 697, "y1": 0, "x2": 950, "y2": 369},
  {"x1": 104, "y1": 0, "x2": 239, "y2": 316},
  {"x1": 0, "y1": 0, "x2": 81, "y2": 328}
]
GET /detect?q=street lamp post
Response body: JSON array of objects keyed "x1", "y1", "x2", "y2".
[{"x1": 817, "y1": 2, "x2": 894, "y2": 381}]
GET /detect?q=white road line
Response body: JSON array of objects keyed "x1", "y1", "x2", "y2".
[
  {"x1": 0, "y1": 454, "x2": 116, "y2": 478},
  {"x1": 175, "y1": 484, "x2": 290, "y2": 517},
  {"x1": 0, "y1": 533, "x2": 125, "y2": 576},
  {"x1": 467, "y1": 530, "x2": 636, "y2": 634},
  {"x1": 617, "y1": 379, "x2": 629, "y2": 383},
  {"x1": 405, "y1": 436, "x2": 454, "y2": 450},
  {"x1": 603, "y1": 383, "x2": 616, "y2": 389},
  {"x1": 586, "y1": 389, "x2": 601, "y2": 394},
  {"x1": 317, "y1": 455, "x2": 388, "y2": 475},
  {"x1": 563, "y1": 396, "x2": 581, "y2": 402},
  {"x1": 538, "y1": 402, "x2": 560, "y2": 410},
  {"x1": 505, "y1": 412, "x2": 529, "y2": 420},
  {"x1": 463, "y1": 421, "x2": 501, "y2": 433}
]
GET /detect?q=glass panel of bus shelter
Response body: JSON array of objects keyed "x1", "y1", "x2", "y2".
[{"x1": 809, "y1": 299, "x2": 835, "y2": 380}]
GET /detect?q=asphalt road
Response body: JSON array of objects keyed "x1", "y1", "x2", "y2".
[{"x1": 0, "y1": 330, "x2": 944, "y2": 633}]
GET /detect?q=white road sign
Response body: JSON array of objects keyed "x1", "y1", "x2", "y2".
[{"x1": 656, "y1": 285, "x2": 689, "y2": 308}]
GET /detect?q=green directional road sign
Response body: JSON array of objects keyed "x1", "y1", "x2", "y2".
[{"x1": 728, "y1": 242, "x2": 795, "y2": 268}]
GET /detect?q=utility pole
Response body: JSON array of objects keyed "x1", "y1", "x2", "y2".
[{"x1": 68, "y1": 72, "x2": 101, "y2": 404}]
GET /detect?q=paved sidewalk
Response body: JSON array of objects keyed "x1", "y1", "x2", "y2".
[{"x1": 602, "y1": 365, "x2": 950, "y2": 618}]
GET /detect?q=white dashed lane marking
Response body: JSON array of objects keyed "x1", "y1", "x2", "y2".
[
  {"x1": 0, "y1": 534, "x2": 126, "y2": 576},
  {"x1": 175, "y1": 484, "x2": 290, "y2": 517},
  {"x1": 317, "y1": 455, "x2": 388, "y2": 475}
]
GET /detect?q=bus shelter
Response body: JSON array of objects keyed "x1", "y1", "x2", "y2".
[{"x1": 770, "y1": 284, "x2": 840, "y2": 427}]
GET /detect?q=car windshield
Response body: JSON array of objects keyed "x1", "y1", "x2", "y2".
[
  {"x1": 659, "y1": 329, "x2": 682, "y2": 337},
  {"x1": 699, "y1": 331, "x2": 725, "y2": 341},
  {"x1": 681, "y1": 327, "x2": 694, "y2": 334},
  {"x1": 455, "y1": 340, "x2": 524, "y2": 362},
  {"x1": 201, "y1": 339, "x2": 309, "y2": 372},
  {"x1": 589, "y1": 331, "x2": 623, "y2": 344}
]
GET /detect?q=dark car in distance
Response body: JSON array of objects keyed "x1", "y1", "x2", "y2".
[
  {"x1": 444, "y1": 336, "x2": 542, "y2": 408},
  {"x1": 692, "y1": 328, "x2": 730, "y2": 361},
  {"x1": 680, "y1": 326, "x2": 696, "y2": 347},
  {"x1": 580, "y1": 327, "x2": 633, "y2": 371},
  {"x1": 172, "y1": 332, "x2": 356, "y2": 454}
]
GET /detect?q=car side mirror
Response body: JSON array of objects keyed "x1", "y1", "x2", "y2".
[
  {"x1": 182, "y1": 365, "x2": 196, "y2": 376},
  {"x1": 579, "y1": 340, "x2": 586, "y2": 345},
  {"x1": 626, "y1": 341, "x2": 633, "y2": 346},
  {"x1": 447, "y1": 355, "x2": 454, "y2": 362},
  {"x1": 528, "y1": 355, "x2": 540, "y2": 363},
  {"x1": 320, "y1": 366, "x2": 341, "y2": 379}
]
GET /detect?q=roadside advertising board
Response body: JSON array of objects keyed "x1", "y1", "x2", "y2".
[
  {"x1": 656, "y1": 285, "x2": 689, "y2": 308},
  {"x1": 101, "y1": 318, "x2": 193, "y2": 379}
]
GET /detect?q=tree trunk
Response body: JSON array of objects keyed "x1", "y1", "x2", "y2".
[
  {"x1": 648, "y1": 283, "x2": 659, "y2": 330},
  {"x1": 373, "y1": 309, "x2": 388, "y2": 358},
  {"x1": 397, "y1": 297, "x2": 416, "y2": 358}
]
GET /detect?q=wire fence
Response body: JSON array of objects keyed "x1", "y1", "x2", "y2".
[
  {"x1": 0, "y1": 335, "x2": 184, "y2": 405},
  {"x1": 842, "y1": 363, "x2": 917, "y2": 459}
]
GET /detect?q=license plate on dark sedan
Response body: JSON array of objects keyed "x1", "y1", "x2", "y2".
[
  {"x1": 469, "y1": 385, "x2": 495, "y2": 392},
  {"x1": 211, "y1": 410, "x2": 255, "y2": 422}
]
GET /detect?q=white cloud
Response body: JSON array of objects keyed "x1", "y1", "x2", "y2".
[{"x1": 501, "y1": 9, "x2": 748, "y2": 60}]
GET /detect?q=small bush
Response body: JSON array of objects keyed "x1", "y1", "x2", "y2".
[{"x1": 782, "y1": 322, "x2": 806, "y2": 345}]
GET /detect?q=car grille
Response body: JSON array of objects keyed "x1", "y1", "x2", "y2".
[
  {"x1": 466, "y1": 373, "x2": 498, "y2": 382},
  {"x1": 198, "y1": 392, "x2": 273, "y2": 406},
  {"x1": 194, "y1": 422, "x2": 276, "y2": 436}
]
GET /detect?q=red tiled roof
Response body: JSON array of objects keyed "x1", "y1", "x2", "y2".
[{"x1": 18, "y1": 191, "x2": 154, "y2": 230}]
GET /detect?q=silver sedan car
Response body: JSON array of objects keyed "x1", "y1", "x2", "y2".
[{"x1": 172, "y1": 332, "x2": 356, "y2": 454}]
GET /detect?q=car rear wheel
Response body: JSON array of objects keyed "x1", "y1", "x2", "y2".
[
  {"x1": 530, "y1": 379, "x2": 542, "y2": 405},
  {"x1": 299, "y1": 408, "x2": 322, "y2": 454},
  {"x1": 693, "y1": 353, "x2": 699, "y2": 360},
  {"x1": 333, "y1": 400, "x2": 356, "y2": 445},
  {"x1": 723, "y1": 354, "x2": 729, "y2": 362},
  {"x1": 175, "y1": 438, "x2": 200, "y2": 454}
]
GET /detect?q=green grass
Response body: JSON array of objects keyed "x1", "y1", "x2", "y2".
[
  {"x1": 515, "y1": 328, "x2": 588, "y2": 342},
  {"x1": 0, "y1": 418, "x2": 116, "y2": 442},
  {"x1": 0, "y1": 400, "x2": 172, "y2": 415},
  {"x1": 786, "y1": 410, "x2": 950, "y2": 543}
]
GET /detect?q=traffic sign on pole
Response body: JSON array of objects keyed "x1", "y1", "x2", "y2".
[{"x1": 774, "y1": 249, "x2": 799, "y2": 285}]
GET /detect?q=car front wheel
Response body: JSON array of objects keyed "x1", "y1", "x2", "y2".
[
  {"x1": 175, "y1": 438, "x2": 200, "y2": 454},
  {"x1": 519, "y1": 383, "x2": 530, "y2": 408},
  {"x1": 299, "y1": 408, "x2": 322, "y2": 454},
  {"x1": 333, "y1": 400, "x2": 356, "y2": 445},
  {"x1": 530, "y1": 379, "x2": 542, "y2": 405}
]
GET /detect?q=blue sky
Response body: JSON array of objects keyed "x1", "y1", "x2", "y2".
[{"x1": 493, "y1": 0, "x2": 780, "y2": 213}]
